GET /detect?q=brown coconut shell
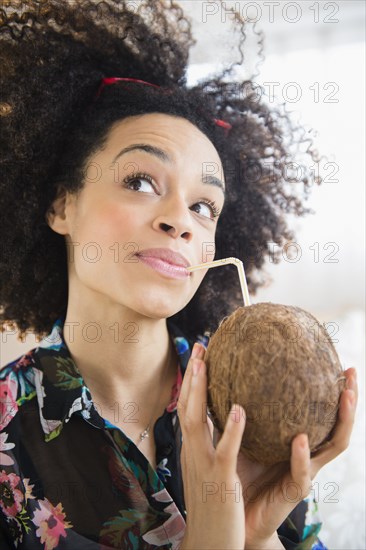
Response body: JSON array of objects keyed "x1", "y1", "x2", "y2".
[{"x1": 205, "y1": 302, "x2": 346, "y2": 465}]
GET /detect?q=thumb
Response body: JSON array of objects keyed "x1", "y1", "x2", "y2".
[{"x1": 216, "y1": 404, "x2": 246, "y2": 462}]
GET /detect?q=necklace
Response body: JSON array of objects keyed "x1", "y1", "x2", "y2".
[{"x1": 135, "y1": 339, "x2": 174, "y2": 447}]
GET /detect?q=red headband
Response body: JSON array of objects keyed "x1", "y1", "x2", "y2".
[{"x1": 94, "y1": 77, "x2": 232, "y2": 136}]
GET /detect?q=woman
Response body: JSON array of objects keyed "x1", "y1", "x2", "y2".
[{"x1": 0, "y1": 1, "x2": 357, "y2": 548}]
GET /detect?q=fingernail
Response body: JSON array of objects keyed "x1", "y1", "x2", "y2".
[
  {"x1": 300, "y1": 434, "x2": 308, "y2": 449},
  {"x1": 229, "y1": 404, "x2": 242, "y2": 423},
  {"x1": 193, "y1": 359, "x2": 201, "y2": 376},
  {"x1": 191, "y1": 342, "x2": 205, "y2": 360},
  {"x1": 348, "y1": 390, "x2": 356, "y2": 406},
  {"x1": 347, "y1": 374, "x2": 357, "y2": 391},
  {"x1": 191, "y1": 343, "x2": 201, "y2": 359}
]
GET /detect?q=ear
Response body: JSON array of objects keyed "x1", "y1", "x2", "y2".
[{"x1": 45, "y1": 185, "x2": 75, "y2": 236}]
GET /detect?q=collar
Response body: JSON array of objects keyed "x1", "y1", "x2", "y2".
[{"x1": 32, "y1": 316, "x2": 200, "y2": 442}]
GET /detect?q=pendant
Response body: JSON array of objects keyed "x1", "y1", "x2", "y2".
[{"x1": 139, "y1": 427, "x2": 150, "y2": 441}]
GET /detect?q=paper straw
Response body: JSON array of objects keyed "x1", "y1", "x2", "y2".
[{"x1": 186, "y1": 257, "x2": 251, "y2": 307}]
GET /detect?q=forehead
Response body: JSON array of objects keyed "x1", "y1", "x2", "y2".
[{"x1": 104, "y1": 112, "x2": 224, "y2": 170}]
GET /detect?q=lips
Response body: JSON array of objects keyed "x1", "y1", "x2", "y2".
[{"x1": 135, "y1": 248, "x2": 190, "y2": 268}]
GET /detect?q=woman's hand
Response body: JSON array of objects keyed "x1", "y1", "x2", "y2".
[
  {"x1": 177, "y1": 343, "x2": 246, "y2": 550},
  {"x1": 235, "y1": 366, "x2": 358, "y2": 549}
]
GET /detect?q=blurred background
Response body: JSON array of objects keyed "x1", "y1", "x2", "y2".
[
  {"x1": 185, "y1": 1, "x2": 365, "y2": 547},
  {"x1": 1, "y1": 1, "x2": 364, "y2": 548}
]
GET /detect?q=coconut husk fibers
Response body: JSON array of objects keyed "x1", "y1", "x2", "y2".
[{"x1": 205, "y1": 302, "x2": 346, "y2": 465}]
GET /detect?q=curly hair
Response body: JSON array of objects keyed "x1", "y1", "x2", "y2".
[{"x1": 0, "y1": 0, "x2": 321, "y2": 342}]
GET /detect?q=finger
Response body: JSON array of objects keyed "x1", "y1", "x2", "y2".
[
  {"x1": 310, "y1": 387, "x2": 357, "y2": 474},
  {"x1": 345, "y1": 367, "x2": 358, "y2": 403},
  {"x1": 261, "y1": 435, "x2": 311, "y2": 512},
  {"x1": 179, "y1": 359, "x2": 215, "y2": 451},
  {"x1": 215, "y1": 404, "x2": 246, "y2": 471},
  {"x1": 266, "y1": 434, "x2": 312, "y2": 520},
  {"x1": 200, "y1": 344, "x2": 206, "y2": 361},
  {"x1": 289, "y1": 434, "x2": 312, "y2": 501},
  {"x1": 177, "y1": 343, "x2": 205, "y2": 410}
]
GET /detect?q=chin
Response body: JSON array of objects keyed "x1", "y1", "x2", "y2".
[{"x1": 134, "y1": 290, "x2": 185, "y2": 320}]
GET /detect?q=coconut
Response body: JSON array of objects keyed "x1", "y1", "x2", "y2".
[{"x1": 205, "y1": 302, "x2": 346, "y2": 465}]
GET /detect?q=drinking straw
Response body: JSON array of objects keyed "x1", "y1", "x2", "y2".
[{"x1": 186, "y1": 257, "x2": 251, "y2": 307}]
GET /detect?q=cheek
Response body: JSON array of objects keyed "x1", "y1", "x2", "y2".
[
  {"x1": 77, "y1": 200, "x2": 139, "y2": 248},
  {"x1": 69, "y1": 201, "x2": 140, "y2": 276}
]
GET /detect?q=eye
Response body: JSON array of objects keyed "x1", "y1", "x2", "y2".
[
  {"x1": 123, "y1": 173, "x2": 155, "y2": 193},
  {"x1": 191, "y1": 200, "x2": 221, "y2": 221},
  {"x1": 122, "y1": 172, "x2": 221, "y2": 221}
]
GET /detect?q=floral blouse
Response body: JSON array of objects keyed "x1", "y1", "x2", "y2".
[{"x1": 0, "y1": 316, "x2": 326, "y2": 549}]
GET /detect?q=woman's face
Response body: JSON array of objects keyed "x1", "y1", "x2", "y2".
[{"x1": 51, "y1": 112, "x2": 226, "y2": 320}]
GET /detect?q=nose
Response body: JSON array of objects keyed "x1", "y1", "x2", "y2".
[{"x1": 152, "y1": 195, "x2": 193, "y2": 242}]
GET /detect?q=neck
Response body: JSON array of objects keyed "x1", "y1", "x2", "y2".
[{"x1": 62, "y1": 310, "x2": 178, "y2": 418}]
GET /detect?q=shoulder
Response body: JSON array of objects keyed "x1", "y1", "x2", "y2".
[
  {"x1": 0, "y1": 316, "x2": 66, "y2": 408},
  {"x1": 0, "y1": 347, "x2": 38, "y2": 382},
  {"x1": 0, "y1": 348, "x2": 38, "y2": 431}
]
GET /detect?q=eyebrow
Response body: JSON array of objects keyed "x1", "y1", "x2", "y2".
[{"x1": 112, "y1": 143, "x2": 226, "y2": 197}]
